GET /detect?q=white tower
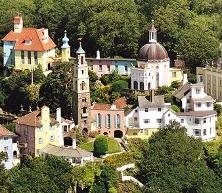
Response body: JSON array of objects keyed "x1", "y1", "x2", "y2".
[{"x1": 61, "y1": 30, "x2": 70, "y2": 62}]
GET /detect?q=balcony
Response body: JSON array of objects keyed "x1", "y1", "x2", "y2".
[{"x1": 81, "y1": 113, "x2": 88, "y2": 118}]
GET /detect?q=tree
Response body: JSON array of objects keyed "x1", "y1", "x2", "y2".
[
  {"x1": 111, "y1": 80, "x2": 128, "y2": 93},
  {"x1": 89, "y1": 70, "x2": 98, "y2": 83},
  {"x1": 94, "y1": 136, "x2": 108, "y2": 156},
  {"x1": 138, "y1": 122, "x2": 222, "y2": 193},
  {"x1": 170, "y1": 104, "x2": 180, "y2": 112},
  {"x1": 0, "y1": 152, "x2": 9, "y2": 193},
  {"x1": 214, "y1": 103, "x2": 222, "y2": 116}
]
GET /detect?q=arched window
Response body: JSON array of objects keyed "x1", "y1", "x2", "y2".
[
  {"x1": 81, "y1": 81, "x2": 86, "y2": 90},
  {"x1": 134, "y1": 81, "x2": 138, "y2": 90},
  {"x1": 148, "y1": 83, "x2": 151, "y2": 90},
  {"x1": 97, "y1": 113, "x2": 101, "y2": 128},
  {"x1": 116, "y1": 114, "x2": 121, "y2": 128},
  {"x1": 106, "y1": 114, "x2": 111, "y2": 128},
  {"x1": 140, "y1": 82, "x2": 144, "y2": 91}
]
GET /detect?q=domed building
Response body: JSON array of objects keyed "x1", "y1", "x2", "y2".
[{"x1": 131, "y1": 21, "x2": 171, "y2": 91}]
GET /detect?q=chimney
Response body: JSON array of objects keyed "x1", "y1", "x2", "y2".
[
  {"x1": 96, "y1": 50, "x2": 100, "y2": 59},
  {"x1": 72, "y1": 138, "x2": 76, "y2": 149},
  {"x1": 41, "y1": 106, "x2": 50, "y2": 123},
  {"x1": 182, "y1": 74, "x2": 188, "y2": 85},
  {"x1": 13, "y1": 15, "x2": 23, "y2": 33},
  {"x1": 150, "y1": 89, "x2": 155, "y2": 102},
  {"x1": 56, "y1": 108, "x2": 62, "y2": 123},
  {"x1": 43, "y1": 28, "x2": 49, "y2": 42}
]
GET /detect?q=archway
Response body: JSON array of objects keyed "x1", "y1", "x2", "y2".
[
  {"x1": 82, "y1": 128, "x2": 88, "y2": 136},
  {"x1": 103, "y1": 132, "x2": 108, "y2": 136},
  {"x1": 114, "y1": 130, "x2": 123, "y2": 138},
  {"x1": 64, "y1": 137, "x2": 73, "y2": 146}
]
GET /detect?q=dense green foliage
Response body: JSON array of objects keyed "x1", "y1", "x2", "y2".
[
  {"x1": 138, "y1": 122, "x2": 222, "y2": 193},
  {"x1": 94, "y1": 136, "x2": 108, "y2": 155}
]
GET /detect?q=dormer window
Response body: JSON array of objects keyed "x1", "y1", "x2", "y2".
[{"x1": 25, "y1": 40, "x2": 32, "y2": 45}]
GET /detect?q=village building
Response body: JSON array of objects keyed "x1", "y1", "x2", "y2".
[
  {"x1": 0, "y1": 124, "x2": 19, "y2": 169},
  {"x1": 2, "y1": 15, "x2": 56, "y2": 72},
  {"x1": 91, "y1": 97, "x2": 127, "y2": 138},
  {"x1": 15, "y1": 106, "x2": 65, "y2": 156}
]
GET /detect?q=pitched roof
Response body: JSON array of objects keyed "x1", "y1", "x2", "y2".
[
  {"x1": 192, "y1": 96, "x2": 214, "y2": 102},
  {"x1": 176, "y1": 110, "x2": 217, "y2": 117},
  {"x1": 0, "y1": 124, "x2": 16, "y2": 137},
  {"x1": 138, "y1": 95, "x2": 166, "y2": 108},
  {"x1": 92, "y1": 103, "x2": 111, "y2": 110},
  {"x1": 113, "y1": 97, "x2": 127, "y2": 109},
  {"x1": 2, "y1": 28, "x2": 56, "y2": 51},
  {"x1": 173, "y1": 83, "x2": 191, "y2": 99},
  {"x1": 15, "y1": 110, "x2": 58, "y2": 127},
  {"x1": 40, "y1": 144, "x2": 92, "y2": 158}
]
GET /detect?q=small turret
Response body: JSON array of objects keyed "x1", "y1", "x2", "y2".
[
  {"x1": 149, "y1": 19, "x2": 157, "y2": 43},
  {"x1": 61, "y1": 30, "x2": 70, "y2": 62}
]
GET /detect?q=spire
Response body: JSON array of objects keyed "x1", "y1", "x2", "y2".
[
  {"x1": 149, "y1": 19, "x2": 157, "y2": 43},
  {"x1": 76, "y1": 38, "x2": 85, "y2": 54},
  {"x1": 61, "y1": 30, "x2": 70, "y2": 49}
]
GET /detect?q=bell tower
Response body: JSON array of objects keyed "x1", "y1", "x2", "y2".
[{"x1": 72, "y1": 40, "x2": 91, "y2": 134}]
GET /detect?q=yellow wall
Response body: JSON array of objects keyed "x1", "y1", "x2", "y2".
[
  {"x1": 169, "y1": 68, "x2": 183, "y2": 84},
  {"x1": 61, "y1": 48, "x2": 70, "y2": 62},
  {"x1": 35, "y1": 106, "x2": 62, "y2": 156}
]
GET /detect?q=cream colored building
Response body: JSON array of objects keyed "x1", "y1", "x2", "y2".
[{"x1": 197, "y1": 65, "x2": 222, "y2": 101}]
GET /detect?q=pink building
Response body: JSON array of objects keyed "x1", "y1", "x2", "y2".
[{"x1": 91, "y1": 98, "x2": 127, "y2": 138}]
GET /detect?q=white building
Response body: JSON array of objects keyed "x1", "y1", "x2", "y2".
[
  {"x1": 125, "y1": 78, "x2": 216, "y2": 141},
  {"x1": 0, "y1": 125, "x2": 19, "y2": 169},
  {"x1": 131, "y1": 21, "x2": 170, "y2": 91}
]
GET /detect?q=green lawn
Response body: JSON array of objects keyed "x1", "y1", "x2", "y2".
[{"x1": 79, "y1": 137, "x2": 121, "y2": 154}]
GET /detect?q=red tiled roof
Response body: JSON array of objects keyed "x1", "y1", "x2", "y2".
[
  {"x1": 114, "y1": 97, "x2": 127, "y2": 109},
  {"x1": 92, "y1": 103, "x2": 111, "y2": 110},
  {"x1": 0, "y1": 124, "x2": 16, "y2": 137},
  {"x1": 2, "y1": 28, "x2": 56, "y2": 51},
  {"x1": 15, "y1": 110, "x2": 58, "y2": 127}
]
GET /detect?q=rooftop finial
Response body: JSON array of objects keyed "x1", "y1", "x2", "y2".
[{"x1": 76, "y1": 38, "x2": 85, "y2": 54}]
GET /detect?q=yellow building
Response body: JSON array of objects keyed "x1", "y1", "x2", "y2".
[
  {"x1": 2, "y1": 15, "x2": 56, "y2": 72},
  {"x1": 197, "y1": 65, "x2": 222, "y2": 101},
  {"x1": 169, "y1": 67, "x2": 183, "y2": 85},
  {"x1": 15, "y1": 106, "x2": 63, "y2": 156}
]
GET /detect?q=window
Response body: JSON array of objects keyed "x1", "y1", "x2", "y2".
[
  {"x1": 172, "y1": 71, "x2": 176, "y2": 77},
  {"x1": 158, "y1": 108, "x2": 161, "y2": 112},
  {"x1": 21, "y1": 51, "x2": 24, "y2": 64},
  {"x1": 82, "y1": 98, "x2": 86, "y2": 102},
  {"x1": 38, "y1": 138, "x2": 43, "y2": 144},
  {"x1": 4, "y1": 146, "x2": 8, "y2": 151},
  {"x1": 203, "y1": 129, "x2": 207, "y2": 136},
  {"x1": 157, "y1": 119, "x2": 162, "y2": 123},
  {"x1": 115, "y1": 65, "x2": 118, "y2": 70},
  {"x1": 196, "y1": 88, "x2": 200, "y2": 94},
  {"x1": 210, "y1": 127, "x2": 212, "y2": 134},
  {"x1": 195, "y1": 118, "x2": 200, "y2": 124},
  {"x1": 107, "y1": 65, "x2": 110, "y2": 71},
  {"x1": 220, "y1": 79, "x2": 222, "y2": 86},
  {"x1": 140, "y1": 82, "x2": 144, "y2": 91},
  {"x1": 168, "y1": 113, "x2": 170, "y2": 117},
  {"x1": 181, "y1": 119, "x2": 184, "y2": 123},
  {"x1": 144, "y1": 119, "x2": 150, "y2": 123},
  {"x1": 210, "y1": 117, "x2": 211, "y2": 122},
  {"x1": 50, "y1": 135, "x2": 55, "y2": 141},
  {"x1": 28, "y1": 51, "x2": 31, "y2": 64},
  {"x1": 134, "y1": 81, "x2": 138, "y2": 90},
  {"x1": 194, "y1": 129, "x2": 201, "y2": 136},
  {"x1": 99, "y1": 65, "x2": 102, "y2": 71},
  {"x1": 3, "y1": 137, "x2": 8, "y2": 140},
  {"x1": 82, "y1": 70, "x2": 84, "y2": 74},
  {"x1": 97, "y1": 113, "x2": 101, "y2": 128},
  {"x1": 135, "y1": 109, "x2": 138, "y2": 113},
  {"x1": 196, "y1": 102, "x2": 201, "y2": 107},
  {"x1": 125, "y1": 66, "x2": 128, "y2": 72},
  {"x1": 81, "y1": 81, "x2": 86, "y2": 90},
  {"x1": 206, "y1": 102, "x2": 211, "y2": 107},
  {"x1": 106, "y1": 114, "x2": 111, "y2": 128},
  {"x1": 116, "y1": 114, "x2": 121, "y2": 128},
  {"x1": 134, "y1": 117, "x2": 138, "y2": 121},
  {"x1": 63, "y1": 125, "x2": 68, "y2": 132},
  {"x1": 145, "y1": 108, "x2": 148, "y2": 112},
  {"x1": 34, "y1": 51, "x2": 38, "y2": 64},
  {"x1": 203, "y1": 118, "x2": 206, "y2": 123},
  {"x1": 83, "y1": 107, "x2": 87, "y2": 114},
  {"x1": 81, "y1": 56, "x2": 84, "y2": 64}
]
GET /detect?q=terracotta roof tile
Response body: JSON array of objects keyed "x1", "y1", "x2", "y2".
[
  {"x1": 0, "y1": 124, "x2": 16, "y2": 137},
  {"x1": 92, "y1": 103, "x2": 111, "y2": 110},
  {"x1": 2, "y1": 28, "x2": 56, "y2": 51},
  {"x1": 113, "y1": 97, "x2": 127, "y2": 109},
  {"x1": 15, "y1": 110, "x2": 58, "y2": 127}
]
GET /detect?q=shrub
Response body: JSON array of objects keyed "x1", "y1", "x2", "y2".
[
  {"x1": 104, "y1": 152, "x2": 135, "y2": 168},
  {"x1": 171, "y1": 104, "x2": 180, "y2": 112},
  {"x1": 94, "y1": 136, "x2": 108, "y2": 155}
]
